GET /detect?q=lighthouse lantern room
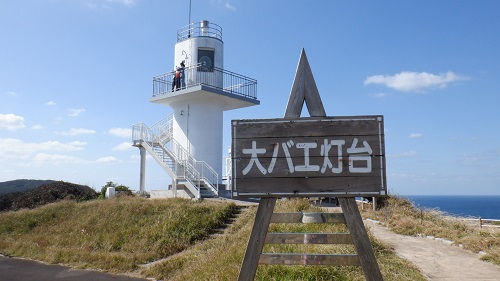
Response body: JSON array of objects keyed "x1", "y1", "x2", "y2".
[{"x1": 132, "y1": 20, "x2": 259, "y2": 199}]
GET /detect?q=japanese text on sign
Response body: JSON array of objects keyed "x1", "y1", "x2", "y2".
[{"x1": 242, "y1": 138, "x2": 373, "y2": 175}]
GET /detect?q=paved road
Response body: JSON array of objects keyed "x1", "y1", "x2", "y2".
[
  {"x1": 364, "y1": 219, "x2": 500, "y2": 281},
  {"x1": 0, "y1": 256, "x2": 148, "y2": 281}
]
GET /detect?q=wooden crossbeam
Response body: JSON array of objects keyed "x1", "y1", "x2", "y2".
[
  {"x1": 271, "y1": 212, "x2": 346, "y2": 224},
  {"x1": 265, "y1": 233, "x2": 353, "y2": 244},
  {"x1": 259, "y1": 253, "x2": 360, "y2": 266}
]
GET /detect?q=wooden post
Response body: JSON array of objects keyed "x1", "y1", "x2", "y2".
[
  {"x1": 238, "y1": 198, "x2": 276, "y2": 281},
  {"x1": 339, "y1": 198, "x2": 383, "y2": 281}
]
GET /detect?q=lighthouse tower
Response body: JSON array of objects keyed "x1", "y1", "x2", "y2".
[{"x1": 133, "y1": 20, "x2": 259, "y2": 199}]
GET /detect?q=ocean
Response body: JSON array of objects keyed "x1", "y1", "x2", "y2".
[{"x1": 404, "y1": 195, "x2": 500, "y2": 220}]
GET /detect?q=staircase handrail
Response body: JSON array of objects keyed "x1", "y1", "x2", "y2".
[
  {"x1": 169, "y1": 138, "x2": 219, "y2": 192},
  {"x1": 132, "y1": 121, "x2": 219, "y2": 194},
  {"x1": 150, "y1": 113, "x2": 174, "y2": 143}
]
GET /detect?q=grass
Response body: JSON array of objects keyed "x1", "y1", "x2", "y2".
[
  {"x1": 0, "y1": 196, "x2": 427, "y2": 280},
  {"x1": 141, "y1": 198, "x2": 426, "y2": 281},
  {"x1": 361, "y1": 195, "x2": 500, "y2": 265},
  {"x1": 0, "y1": 197, "x2": 236, "y2": 273}
]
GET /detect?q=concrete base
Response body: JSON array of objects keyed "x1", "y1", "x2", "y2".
[{"x1": 149, "y1": 189, "x2": 192, "y2": 199}]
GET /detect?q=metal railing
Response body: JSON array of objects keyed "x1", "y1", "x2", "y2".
[
  {"x1": 152, "y1": 63, "x2": 258, "y2": 101},
  {"x1": 177, "y1": 21, "x2": 223, "y2": 42},
  {"x1": 150, "y1": 113, "x2": 174, "y2": 143},
  {"x1": 132, "y1": 120, "x2": 219, "y2": 194}
]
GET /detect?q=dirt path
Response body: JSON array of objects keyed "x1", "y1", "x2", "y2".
[{"x1": 364, "y1": 219, "x2": 500, "y2": 281}]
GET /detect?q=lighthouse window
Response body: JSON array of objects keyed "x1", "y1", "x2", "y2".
[{"x1": 198, "y1": 49, "x2": 214, "y2": 72}]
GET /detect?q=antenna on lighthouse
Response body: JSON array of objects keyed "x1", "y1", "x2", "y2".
[{"x1": 188, "y1": 0, "x2": 192, "y2": 25}]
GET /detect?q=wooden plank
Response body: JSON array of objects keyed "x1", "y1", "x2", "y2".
[
  {"x1": 233, "y1": 177, "x2": 386, "y2": 197},
  {"x1": 232, "y1": 116, "x2": 384, "y2": 139},
  {"x1": 238, "y1": 198, "x2": 277, "y2": 281},
  {"x1": 265, "y1": 233, "x2": 353, "y2": 244},
  {"x1": 271, "y1": 212, "x2": 346, "y2": 224},
  {"x1": 339, "y1": 197, "x2": 383, "y2": 281},
  {"x1": 259, "y1": 253, "x2": 360, "y2": 266}
]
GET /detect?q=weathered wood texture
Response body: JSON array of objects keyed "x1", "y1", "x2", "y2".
[
  {"x1": 231, "y1": 116, "x2": 386, "y2": 197},
  {"x1": 232, "y1": 177, "x2": 384, "y2": 197},
  {"x1": 271, "y1": 212, "x2": 346, "y2": 224},
  {"x1": 233, "y1": 116, "x2": 383, "y2": 139},
  {"x1": 284, "y1": 49, "x2": 326, "y2": 118},
  {"x1": 238, "y1": 198, "x2": 277, "y2": 281},
  {"x1": 339, "y1": 197, "x2": 384, "y2": 281},
  {"x1": 265, "y1": 233, "x2": 353, "y2": 244},
  {"x1": 259, "y1": 253, "x2": 360, "y2": 266}
]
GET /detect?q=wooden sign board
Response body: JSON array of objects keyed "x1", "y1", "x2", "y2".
[{"x1": 231, "y1": 115, "x2": 386, "y2": 198}]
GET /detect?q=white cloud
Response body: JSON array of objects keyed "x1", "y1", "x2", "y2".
[
  {"x1": 85, "y1": 0, "x2": 136, "y2": 9},
  {"x1": 409, "y1": 133, "x2": 423, "y2": 139},
  {"x1": 45, "y1": 101, "x2": 56, "y2": 106},
  {"x1": 32, "y1": 153, "x2": 86, "y2": 166},
  {"x1": 69, "y1": 141, "x2": 88, "y2": 147},
  {"x1": 211, "y1": 0, "x2": 236, "y2": 10},
  {"x1": 107, "y1": 0, "x2": 136, "y2": 6},
  {"x1": 6, "y1": 91, "x2": 17, "y2": 97},
  {"x1": 113, "y1": 142, "x2": 133, "y2": 151},
  {"x1": 109, "y1": 127, "x2": 132, "y2": 138},
  {"x1": 32, "y1": 125, "x2": 43, "y2": 130},
  {"x1": 0, "y1": 138, "x2": 86, "y2": 161},
  {"x1": 364, "y1": 71, "x2": 468, "y2": 92},
  {"x1": 96, "y1": 156, "x2": 121, "y2": 163},
  {"x1": 60, "y1": 128, "x2": 96, "y2": 136},
  {"x1": 68, "y1": 108, "x2": 86, "y2": 117},
  {"x1": 0, "y1": 114, "x2": 26, "y2": 130}
]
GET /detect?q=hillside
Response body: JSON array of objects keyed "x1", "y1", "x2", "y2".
[
  {"x1": 0, "y1": 181, "x2": 97, "y2": 211},
  {"x1": 0, "y1": 197, "x2": 426, "y2": 280},
  {"x1": 0, "y1": 179, "x2": 55, "y2": 195}
]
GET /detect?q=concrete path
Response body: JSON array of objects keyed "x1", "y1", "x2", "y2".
[
  {"x1": 0, "y1": 256, "x2": 148, "y2": 281},
  {"x1": 364, "y1": 219, "x2": 500, "y2": 281}
]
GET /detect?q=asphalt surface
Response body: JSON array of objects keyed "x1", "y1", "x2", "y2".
[{"x1": 0, "y1": 256, "x2": 148, "y2": 281}]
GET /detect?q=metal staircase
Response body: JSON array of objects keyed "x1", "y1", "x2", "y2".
[{"x1": 132, "y1": 114, "x2": 219, "y2": 199}]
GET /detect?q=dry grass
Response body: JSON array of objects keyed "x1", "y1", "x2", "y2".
[
  {"x1": 1, "y1": 196, "x2": 427, "y2": 280},
  {"x1": 361, "y1": 196, "x2": 500, "y2": 265},
  {"x1": 0, "y1": 197, "x2": 236, "y2": 273},
  {"x1": 142, "y1": 198, "x2": 426, "y2": 281}
]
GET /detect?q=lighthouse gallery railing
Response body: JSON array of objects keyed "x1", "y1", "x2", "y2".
[{"x1": 152, "y1": 64, "x2": 257, "y2": 100}]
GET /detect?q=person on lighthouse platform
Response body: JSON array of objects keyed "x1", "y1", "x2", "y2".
[
  {"x1": 171, "y1": 61, "x2": 186, "y2": 91},
  {"x1": 179, "y1": 61, "x2": 186, "y2": 89}
]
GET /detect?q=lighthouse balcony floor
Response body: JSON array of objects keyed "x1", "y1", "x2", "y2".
[{"x1": 151, "y1": 64, "x2": 259, "y2": 110}]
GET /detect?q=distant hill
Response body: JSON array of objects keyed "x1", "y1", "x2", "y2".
[
  {"x1": 0, "y1": 181, "x2": 98, "y2": 211},
  {"x1": 0, "y1": 179, "x2": 56, "y2": 195}
]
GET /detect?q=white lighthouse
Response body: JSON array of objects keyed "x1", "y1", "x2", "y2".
[{"x1": 133, "y1": 20, "x2": 259, "y2": 199}]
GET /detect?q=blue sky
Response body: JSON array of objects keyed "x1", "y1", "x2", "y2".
[{"x1": 1, "y1": 0, "x2": 499, "y2": 195}]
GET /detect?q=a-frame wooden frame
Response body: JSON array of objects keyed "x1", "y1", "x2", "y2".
[{"x1": 237, "y1": 49, "x2": 384, "y2": 281}]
